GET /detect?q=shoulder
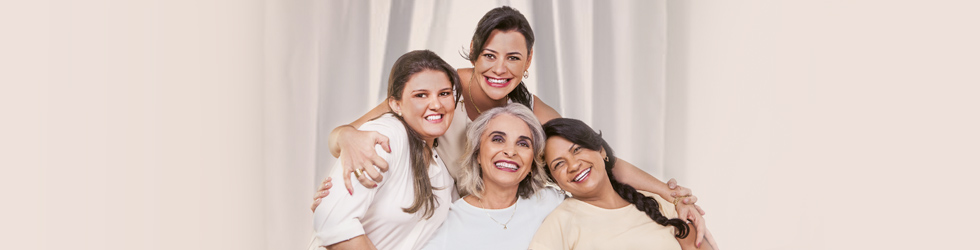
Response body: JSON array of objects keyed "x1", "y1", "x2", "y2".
[
  {"x1": 536, "y1": 187, "x2": 568, "y2": 206},
  {"x1": 358, "y1": 114, "x2": 407, "y2": 140},
  {"x1": 457, "y1": 68, "x2": 473, "y2": 80},
  {"x1": 531, "y1": 95, "x2": 561, "y2": 124}
]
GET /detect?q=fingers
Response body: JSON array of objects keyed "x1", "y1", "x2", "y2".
[
  {"x1": 694, "y1": 213, "x2": 706, "y2": 247},
  {"x1": 369, "y1": 154, "x2": 389, "y2": 176},
  {"x1": 375, "y1": 133, "x2": 391, "y2": 153},
  {"x1": 355, "y1": 167, "x2": 379, "y2": 189},
  {"x1": 315, "y1": 177, "x2": 332, "y2": 199},
  {"x1": 683, "y1": 195, "x2": 698, "y2": 205},
  {"x1": 311, "y1": 198, "x2": 321, "y2": 212},
  {"x1": 311, "y1": 177, "x2": 332, "y2": 212},
  {"x1": 343, "y1": 168, "x2": 354, "y2": 196},
  {"x1": 695, "y1": 204, "x2": 706, "y2": 216},
  {"x1": 667, "y1": 178, "x2": 678, "y2": 189},
  {"x1": 678, "y1": 208, "x2": 690, "y2": 227}
]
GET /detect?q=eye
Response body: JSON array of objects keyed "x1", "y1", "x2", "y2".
[
  {"x1": 491, "y1": 135, "x2": 504, "y2": 143},
  {"x1": 552, "y1": 160, "x2": 565, "y2": 170},
  {"x1": 517, "y1": 140, "x2": 531, "y2": 148},
  {"x1": 439, "y1": 91, "x2": 452, "y2": 97},
  {"x1": 483, "y1": 53, "x2": 496, "y2": 60},
  {"x1": 415, "y1": 93, "x2": 427, "y2": 98},
  {"x1": 508, "y1": 56, "x2": 521, "y2": 61},
  {"x1": 573, "y1": 146, "x2": 583, "y2": 153}
]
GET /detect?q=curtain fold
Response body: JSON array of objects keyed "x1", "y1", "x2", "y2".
[{"x1": 314, "y1": 0, "x2": 667, "y2": 178}]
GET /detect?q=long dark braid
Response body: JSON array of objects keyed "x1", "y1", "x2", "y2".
[
  {"x1": 606, "y1": 157, "x2": 689, "y2": 238},
  {"x1": 542, "y1": 118, "x2": 689, "y2": 238}
]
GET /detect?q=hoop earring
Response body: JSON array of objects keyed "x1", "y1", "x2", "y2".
[
  {"x1": 523, "y1": 70, "x2": 529, "y2": 79},
  {"x1": 604, "y1": 156, "x2": 609, "y2": 162}
]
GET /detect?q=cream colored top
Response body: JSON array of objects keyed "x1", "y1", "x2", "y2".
[
  {"x1": 528, "y1": 191, "x2": 682, "y2": 250},
  {"x1": 314, "y1": 114, "x2": 456, "y2": 250}
]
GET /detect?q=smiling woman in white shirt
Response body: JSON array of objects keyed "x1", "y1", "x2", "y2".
[{"x1": 312, "y1": 50, "x2": 462, "y2": 250}]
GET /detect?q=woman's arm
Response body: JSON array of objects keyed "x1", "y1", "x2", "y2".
[
  {"x1": 532, "y1": 95, "x2": 691, "y2": 200},
  {"x1": 532, "y1": 95, "x2": 709, "y2": 245},
  {"x1": 676, "y1": 224, "x2": 716, "y2": 250},
  {"x1": 328, "y1": 101, "x2": 392, "y2": 194},
  {"x1": 326, "y1": 235, "x2": 378, "y2": 250}
]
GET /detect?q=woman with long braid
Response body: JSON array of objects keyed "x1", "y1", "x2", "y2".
[{"x1": 530, "y1": 118, "x2": 716, "y2": 250}]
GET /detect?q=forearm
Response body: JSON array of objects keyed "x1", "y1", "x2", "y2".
[
  {"x1": 329, "y1": 125, "x2": 355, "y2": 157},
  {"x1": 327, "y1": 102, "x2": 392, "y2": 157},
  {"x1": 326, "y1": 235, "x2": 378, "y2": 250},
  {"x1": 611, "y1": 158, "x2": 671, "y2": 200}
]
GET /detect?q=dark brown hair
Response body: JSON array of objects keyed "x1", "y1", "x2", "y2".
[
  {"x1": 465, "y1": 6, "x2": 534, "y2": 108},
  {"x1": 387, "y1": 50, "x2": 461, "y2": 219},
  {"x1": 542, "y1": 118, "x2": 690, "y2": 238}
]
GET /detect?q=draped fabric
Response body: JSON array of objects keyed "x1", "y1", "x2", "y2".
[
  {"x1": 311, "y1": 0, "x2": 668, "y2": 181},
  {"x1": 264, "y1": 0, "x2": 666, "y2": 248}
]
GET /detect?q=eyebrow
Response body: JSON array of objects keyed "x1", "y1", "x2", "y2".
[
  {"x1": 548, "y1": 143, "x2": 576, "y2": 167},
  {"x1": 412, "y1": 87, "x2": 452, "y2": 92},
  {"x1": 484, "y1": 48, "x2": 524, "y2": 57}
]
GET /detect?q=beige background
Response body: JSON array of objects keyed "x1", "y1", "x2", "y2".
[{"x1": 3, "y1": 0, "x2": 978, "y2": 249}]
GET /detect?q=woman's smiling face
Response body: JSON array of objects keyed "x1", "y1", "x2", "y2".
[
  {"x1": 472, "y1": 29, "x2": 532, "y2": 101},
  {"x1": 478, "y1": 114, "x2": 536, "y2": 189},
  {"x1": 543, "y1": 135, "x2": 609, "y2": 198}
]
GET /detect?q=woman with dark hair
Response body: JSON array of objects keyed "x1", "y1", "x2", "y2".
[
  {"x1": 312, "y1": 50, "x2": 460, "y2": 250},
  {"x1": 318, "y1": 5, "x2": 712, "y2": 245},
  {"x1": 530, "y1": 118, "x2": 717, "y2": 250}
]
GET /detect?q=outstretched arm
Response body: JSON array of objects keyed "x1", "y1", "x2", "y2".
[{"x1": 532, "y1": 95, "x2": 709, "y2": 246}]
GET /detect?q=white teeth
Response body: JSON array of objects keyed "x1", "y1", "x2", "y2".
[
  {"x1": 425, "y1": 114, "x2": 442, "y2": 121},
  {"x1": 573, "y1": 168, "x2": 591, "y2": 182},
  {"x1": 488, "y1": 78, "x2": 507, "y2": 84},
  {"x1": 494, "y1": 162, "x2": 518, "y2": 170}
]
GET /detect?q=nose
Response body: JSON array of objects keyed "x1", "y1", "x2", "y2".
[
  {"x1": 428, "y1": 95, "x2": 443, "y2": 110},
  {"x1": 566, "y1": 157, "x2": 581, "y2": 174},
  {"x1": 503, "y1": 144, "x2": 515, "y2": 157},
  {"x1": 492, "y1": 60, "x2": 507, "y2": 75}
]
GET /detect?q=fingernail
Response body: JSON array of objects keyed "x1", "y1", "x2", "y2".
[
  {"x1": 348, "y1": 190, "x2": 353, "y2": 195},
  {"x1": 671, "y1": 192, "x2": 677, "y2": 197},
  {"x1": 697, "y1": 242, "x2": 701, "y2": 248},
  {"x1": 373, "y1": 184, "x2": 378, "y2": 188}
]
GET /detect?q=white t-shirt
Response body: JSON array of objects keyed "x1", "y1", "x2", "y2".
[
  {"x1": 420, "y1": 187, "x2": 566, "y2": 250},
  {"x1": 314, "y1": 114, "x2": 456, "y2": 250}
]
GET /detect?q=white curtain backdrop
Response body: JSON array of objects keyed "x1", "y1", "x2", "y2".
[
  {"x1": 263, "y1": 0, "x2": 666, "y2": 248},
  {"x1": 314, "y1": 0, "x2": 668, "y2": 183}
]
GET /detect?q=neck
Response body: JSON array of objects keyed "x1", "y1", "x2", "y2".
[
  {"x1": 466, "y1": 76, "x2": 508, "y2": 116},
  {"x1": 421, "y1": 137, "x2": 435, "y2": 149},
  {"x1": 575, "y1": 181, "x2": 631, "y2": 209},
  {"x1": 469, "y1": 181, "x2": 520, "y2": 209}
]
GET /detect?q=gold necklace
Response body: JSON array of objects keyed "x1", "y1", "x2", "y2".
[
  {"x1": 467, "y1": 78, "x2": 483, "y2": 114},
  {"x1": 479, "y1": 197, "x2": 518, "y2": 230}
]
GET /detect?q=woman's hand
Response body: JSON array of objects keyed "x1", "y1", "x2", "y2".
[
  {"x1": 311, "y1": 177, "x2": 332, "y2": 212},
  {"x1": 668, "y1": 178, "x2": 704, "y2": 214},
  {"x1": 336, "y1": 126, "x2": 391, "y2": 195},
  {"x1": 667, "y1": 178, "x2": 712, "y2": 248}
]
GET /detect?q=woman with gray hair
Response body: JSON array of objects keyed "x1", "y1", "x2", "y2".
[{"x1": 421, "y1": 103, "x2": 567, "y2": 250}]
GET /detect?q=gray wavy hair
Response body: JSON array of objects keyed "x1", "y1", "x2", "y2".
[{"x1": 457, "y1": 103, "x2": 548, "y2": 199}]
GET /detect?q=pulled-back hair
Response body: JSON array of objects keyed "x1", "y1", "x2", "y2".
[
  {"x1": 386, "y1": 50, "x2": 461, "y2": 219},
  {"x1": 541, "y1": 118, "x2": 690, "y2": 238},
  {"x1": 464, "y1": 6, "x2": 534, "y2": 108}
]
